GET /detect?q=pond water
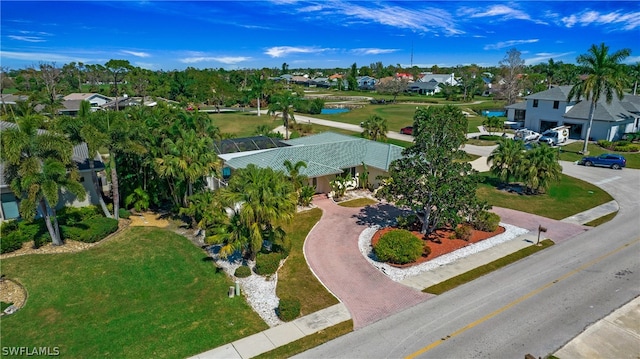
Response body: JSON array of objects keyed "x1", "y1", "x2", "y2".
[
  {"x1": 321, "y1": 108, "x2": 350, "y2": 114},
  {"x1": 482, "y1": 110, "x2": 506, "y2": 117}
]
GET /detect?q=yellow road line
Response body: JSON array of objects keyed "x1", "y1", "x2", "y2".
[{"x1": 405, "y1": 237, "x2": 640, "y2": 359}]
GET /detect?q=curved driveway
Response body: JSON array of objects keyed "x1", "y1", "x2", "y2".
[{"x1": 304, "y1": 197, "x2": 431, "y2": 329}]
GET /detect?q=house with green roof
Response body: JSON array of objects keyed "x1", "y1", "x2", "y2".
[{"x1": 210, "y1": 132, "x2": 405, "y2": 193}]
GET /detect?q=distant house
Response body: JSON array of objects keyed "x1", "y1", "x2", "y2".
[
  {"x1": 506, "y1": 86, "x2": 640, "y2": 141},
  {"x1": 209, "y1": 132, "x2": 404, "y2": 193},
  {"x1": 356, "y1": 76, "x2": 377, "y2": 90},
  {"x1": 0, "y1": 121, "x2": 106, "y2": 221},
  {"x1": 418, "y1": 73, "x2": 457, "y2": 86},
  {"x1": 64, "y1": 93, "x2": 112, "y2": 107},
  {"x1": 408, "y1": 80, "x2": 441, "y2": 95}
]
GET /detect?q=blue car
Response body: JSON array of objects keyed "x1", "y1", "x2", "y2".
[{"x1": 579, "y1": 153, "x2": 626, "y2": 169}]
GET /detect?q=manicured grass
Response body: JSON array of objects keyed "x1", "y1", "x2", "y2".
[
  {"x1": 0, "y1": 227, "x2": 268, "y2": 359},
  {"x1": 477, "y1": 173, "x2": 613, "y2": 220},
  {"x1": 277, "y1": 209, "x2": 339, "y2": 316},
  {"x1": 584, "y1": 211, "x2": 618, "y2": 227},
  {"x1": 337, "y1": 198, "x2": 378, "y2": 207},
  {"x1": 466, "y1": 138, "x2": 499, "y2": 146},
  {"x1": 253, "y1": 320, "x2": 354, "y2": 359},
  {"x1": 558, "y1": 142, "x2": 640, "y2": 169},
  {"x1": 424, "y1": 239, "x2": 554, "y2": 295},
  {"x1": 208, "y1": 111, "x2": 279, "y2": 137}
]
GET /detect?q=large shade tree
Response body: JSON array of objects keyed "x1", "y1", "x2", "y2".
[
  {"x1": 1, "y1": 117, "x2": 86, "y2": 245},
  {"x1": 377, "y1": 105, "x2": 483, "y2": 235},
  {"x1": 568, "y1": 43, "x2": 631, "y2": 154}
]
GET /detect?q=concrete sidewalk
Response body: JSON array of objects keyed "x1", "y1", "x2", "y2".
[
  {"x1": 554, "y1": 296, "x2": 640, "y2": 359},
  {"x1": 189, "y1": 199, "x2": 619, "y2": 359},
  {"x1": 188, "y1": 304, "x2": 351, "y2": 359}
]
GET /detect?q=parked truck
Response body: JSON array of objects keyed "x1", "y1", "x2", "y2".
[{"x1": 538, "y1": 126, "x2": 570, "y2": 145}]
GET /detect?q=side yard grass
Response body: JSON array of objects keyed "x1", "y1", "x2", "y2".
[
  {"x1": 0, "y1": 226, "x2": 268, "y2": 359},
  {"x1": 477, "y1": 173, "x2": 613, "y2": 220},
  {"x1": 277, "y1": 208, "x2": 339, "y2": 315}
]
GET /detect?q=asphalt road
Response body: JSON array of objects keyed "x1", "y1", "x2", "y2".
[{"x1": 293, "y1": 115, "x2": 640, "y2": 359}]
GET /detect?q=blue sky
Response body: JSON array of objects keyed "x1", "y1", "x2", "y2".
[{"x1": 1, "y1": 1, "x2": 639, "y2": 71}]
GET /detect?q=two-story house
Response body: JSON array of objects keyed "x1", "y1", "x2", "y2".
[{"x1": 505, "y1": 86, "x2": 640, "y2": 141}]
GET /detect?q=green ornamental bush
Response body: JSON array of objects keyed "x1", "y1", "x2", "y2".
[
  {"x1": 277, "y1": 298, "x2": 301, "y2": 321},
  {"x1": 473, "y1": 210, "x2": 501, "y2": 232},
  {"x1": 60, "y1": 217, "x2": 118, "y2": 243},
  {"x1": 118, "y1": 208, "x2": 131, "y2": 219},
  {"x1": 396, "y1": 214, "x2": 418, "y2": 230},
  {"x1": 373, "y1": 229, "x2": 424, "y2": 265},
  {"x1": 234, "y1": 265, "x2": 252, "y2": 278},
  {"x1": 254, "y1": 252, "x2": 282, "y2": 276},
  {"x1": 1, "y1": 232, "x2": 24, "y2": 254}
]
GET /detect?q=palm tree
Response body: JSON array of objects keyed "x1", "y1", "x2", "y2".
[
  {"x1": 520, "y1": 145, "x2": 562, "y2": 194},
  {"x1": 568, "y1": 43, "x2": 631, "y2": 154},
  {"x1": 55, "y1": 102, "x2": 112, "y2": 218},
  {"x1": 222, "y1": 165, "x2": 296, "y2": 259},
  {"x1": 1, "y1": 117, "x2": 85, "y2": 245},
  {"x1": 268, "y1": 91, "x2": 298, "y2": 139},
  {"x1": 283, "y1": 159, "x2": 308, "y2": 192},
  {"x1": 487, "y1": 139, "x2": 525, "y2": 185},
  {"x1": 361, "y1": 115, "x2": 388, "y2": 142}
]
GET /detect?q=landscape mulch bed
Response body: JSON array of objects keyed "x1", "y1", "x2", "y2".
[{"x1": 371, "y1": 225, "x2": 506, "y2": 268}]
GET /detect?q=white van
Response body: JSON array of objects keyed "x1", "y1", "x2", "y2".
[{"x1": 539, "y1": 126, "x2": 570, "y2": 145}]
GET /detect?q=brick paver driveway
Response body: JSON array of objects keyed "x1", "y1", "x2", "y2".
[{"x1": 304, "y1": 197, "x2": 431, "y2": 329}]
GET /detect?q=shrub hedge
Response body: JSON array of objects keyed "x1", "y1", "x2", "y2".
[
  {"x1": 60, "y1": 217, "x2": 118, "y2": 243},
  {"x1": 455, "y1": 224, "x2": 473, "y2": 241},
  {"x1": 254, "y1": 252, "x2": 283, "y2": 276},
  {"x1": 277, "y1": 298, "x2": 301, "y2": 321},
  {"x1": 234, "y1": 265, "x2": 252, "y2": 278},
  {"x1": 473, "y1": 211, "x2": 501, "y2": 232},
  {"x1": 118, "y1": 208, "x2": 131, "y2": 219},
  {"x1": 0, "y1": 219, "x2": 50, "y2": 253},
  {"x1": 373, "y1": 229, "x2": 424, "y2": 265}
]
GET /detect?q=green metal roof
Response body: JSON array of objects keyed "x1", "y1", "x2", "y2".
[{"x1": 223, "y1": 132, "x2": 404, "y2": 177}]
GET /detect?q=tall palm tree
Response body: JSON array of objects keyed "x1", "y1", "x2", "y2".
[
  {"x1": 487, "y1": 139, "x2": 525, "y2": 185},
  {"x1": 568, "y1": 43, "x2": 631, "y2": 154},
  {"x1": 56, "y1": 102, "x2": 112, "y2": 218},
  {"x1": 1, "y1": 117, "x2": 85, "y2": 245},
  {"x1": 361, "y1": 115, "x2": 388, "y2": 142},
  {"x1": 268, "y1": 92, "x2": 298, "y2": 139}
]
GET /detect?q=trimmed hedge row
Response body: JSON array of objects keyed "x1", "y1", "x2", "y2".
[
  {"x1": 1, "y1": 219, "x2": 50, "y2": 253},
  {"x1": 60, "y1": 217, "x2": 119, "y2": 243}
]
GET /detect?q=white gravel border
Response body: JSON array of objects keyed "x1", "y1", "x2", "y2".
[
  {"x1": 208, "y1": 247, "x2": 284, "y2": 327},
  {"x1": 358, "y1": 223, "x2": 529, "y2": 282}
]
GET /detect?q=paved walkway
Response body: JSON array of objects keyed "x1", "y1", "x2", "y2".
[{"x1": 304, "y1": 197, "x2": 431, "y2": 329}]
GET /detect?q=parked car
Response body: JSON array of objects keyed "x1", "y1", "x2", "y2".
[
  {"x1": 514, "y1": 129, "x2": 540, "y2": 142},
  {"x1": 579, "y1": 153, "x2": 626, "y2": 169},
  {"x1": 400, "y1": 126, "x2": 413, "y2": 135}
]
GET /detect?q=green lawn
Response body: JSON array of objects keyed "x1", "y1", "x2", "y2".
[
  {"x1": 559, "y1": 142, "x2": 640, "y2": 169},
  {"x1": 277, "y1": 209, "x2": 339, "y2": 316},
  {"x1": 477, "y1": 173, "x2": 613, "y2": 220},
  {"x1": 0, "y1": 227, "x2": 268, "y2": 359},
  {"x1": 209, "y1": 111, "x2": 279, "y2": 137}
]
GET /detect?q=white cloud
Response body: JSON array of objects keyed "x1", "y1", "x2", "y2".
[
  {"x1": 459, "y1": 4, "x2": 547, "y2": 25},
  {"x1": 524, "y1": 52, "x2": 574, "y2": 65},
  {"x1": 264, "y1": 46, "x2": 325, "y2": 58},
  {"x1": 180, "y1": 56, "x2": 251, "y2": 64},
  {"x1": 8, "y1": 35, "x2": 46, "y2": 42},
  {"x1": 562, "y1": 10, "x2": 640, "y2": 30},
  {"x1": 484, "y1": 39, "x2": 539, "y2": 50},
  {"x1": 0, "y1": 51, "x2": 88, "y2": 63},
  {"x1": 121, "y1": 50, "x2": 151, "y2": 58},
  {"x1": 351, "y1": 48, "x2": 398, "y2": 55}
]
